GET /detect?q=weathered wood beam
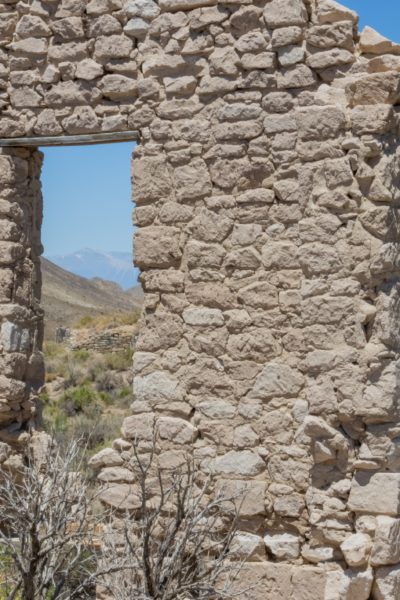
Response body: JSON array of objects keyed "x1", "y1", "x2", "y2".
[{"x1": 0, "y1": 131, "x2": 140, "y2": 148}]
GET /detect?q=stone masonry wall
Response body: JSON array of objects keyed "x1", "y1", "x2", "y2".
[
  {"x1": 56, "y1": 323, "x2": 136, "y2": 352},
  {"x1": 2, "y1": 0, "x2": 400, "y2": 597},
  {"x1": 0, "y1": 148, "x2": 43, "y2": 448}
]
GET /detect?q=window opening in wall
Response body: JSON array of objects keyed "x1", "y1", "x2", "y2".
[{"x1": 39, "y1": 142, "x2": 143, "y2": 451}]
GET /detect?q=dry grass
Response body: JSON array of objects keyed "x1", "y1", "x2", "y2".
[{"x1": 73, "y1": 310, "x2": 140, "y2": 330}]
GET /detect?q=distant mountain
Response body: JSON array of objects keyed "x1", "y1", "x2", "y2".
[
  {"x1": 41, "y1": 258, "x2": 143, "y2": 339},
  {"x1": 47, "y1": 248, "x2": 140, "y2": 290}
]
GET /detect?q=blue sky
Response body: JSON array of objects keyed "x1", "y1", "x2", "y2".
[
  {"x1": 343, "y1": 1, "x2": 400, "y2": 42},
  {"x1": 41, "y1": 142, "x2": 135, "y2": 255},
  {"x1": 41, "y1": 2, "x2": 398, "y2": 256}
]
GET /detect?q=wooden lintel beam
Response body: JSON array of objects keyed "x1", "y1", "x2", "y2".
[{"x1": 0, "y1": 131, "x2": 140, "y2": 148}]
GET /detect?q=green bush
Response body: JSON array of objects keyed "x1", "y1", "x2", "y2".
[
  {"x1": 103, "y1": 348, "x2": 134, "y2": 372},
  {"x1": 61, "y1": 385, "x2": 98, "y2": 415}
]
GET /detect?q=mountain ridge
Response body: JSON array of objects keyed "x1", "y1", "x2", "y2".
[
  {"x1": 47, "y1": 248, "x2": 140, "y2": 290},
  {"x1": 41, "y1": 257, "x2": 143, "y2": 339}
]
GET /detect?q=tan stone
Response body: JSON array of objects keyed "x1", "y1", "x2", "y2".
[
  {"x1": 360, "y1": 26, "x2": 400, "y2": 56},
  {"x1": 251, "y1": 362, "x2": 304, "y2": 399},
  {"x1": 348, "y1": 472, "x2": 400, "y2": 516},
  {"x1": 317, "y1": 0, "x2": 358, "y2": 25},
  {"x1": 89, "y1": 448, "x2": 124, "y2": 470},
  {"x1": 263, "y1": 0, "x2": 307, "y2": 28},
  {"x1": 373, "y1": 566, "x2": 400, "y2": 600},
  {"x1": 99, "y1": 484, "x2": 140, "y2": 510},
  {"x1": 371, "y1": 516, "x2": 400, "y2": 566},
  {"x1": 213, "y1": 450, "x2": 265, "y2": 477},
  {"x1": 340, "y1": 533, "x2": 372, "y2": 568}
]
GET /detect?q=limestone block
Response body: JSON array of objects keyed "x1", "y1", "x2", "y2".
[
  {"x1": 231, "y1": 532, "x2": 265, "y2": 560},
  {"x1": 197, "y1": 399, "x2": 236, "y2": 419},
  {"x1": 216, "y1": 479, "x2": 267, "y2": 517},
  {"x1": 360, "y1": 361, "x2": 400, "y2": 422},
  {"x1": 76, "y1": 58, "x2": 104, "y2": 80},
  {"x1": 234, "y1": 424, "x2": 259, "y2": 448},
  {"x1": 277, "y1": 64, "x2": 316, "y2": 88},
  {"x1": 141, "y1": 270, "x2": 184, "y2": 293},
  {"x1": 325, "y1": 568, "x2": 373, "y2": 600},
  {"x1": 63, "y1": 106, "x2": 99, "y2": 133},
  {"x1": 51, "y1": 17, "x2": 85, "y2": 40},
  {"x1": 263, "y1": 0, "x2": 307, "y2": 28},
  {"x1": 295, "y1": 106, "x2": 346, "y2": 141},
  {"x1": 189, "y1": 6, "x2": 229, "y2": 30},
  {"x1": 190, "y1": 208, "x2": 232, "y2": 242},
  {"x1": 234, "y1": 282, "x2": 278, "y2": 309},
  {"x1": 45, "y1": 81, "x2": 90, "y2": 106},
  {"x1": 348, "y1": 472, "x2": 400, "y2": 516},
  {"x1": 351, "y1": 105, "x2": 394, "y2": 135},
  {"x1": 183, "y1": 307, "x2": 224, "y2": 327},
  {"x1": 371, "y1": 516, "x2": 400, "y2": 566},
  {"x1": 11, "y1": 38, "x2": 48, "y2": 55},
  {"x1": 94, "y1": 35, "x2": 133, "y2": 61},
  {"x1": 10, "y1": 88, "x2": 42, "y2": 109},
  {"x1": 0, "y1": 322, "x2": 29, "y2": 353},
  {"x1": 271, "y1": 26, "x2": 303, "y2": 48},
  {"x1": 158, "y1": 416, "x2": 197, "y2": 444},
  {"x1": 158, "y1": 0, "x2": 216, "y2": 11},
  {"x1": 299, "y1": 242, "x2": 341, "y2": 276},
  {"x1": 227, "y1": 329, "x2": 280, "y2": 361},
  {"x1": 125, "y1": 0, "x2": 160, "y2": 19},
  {"x1": 88, "y1": 14, "x2": 122, "y2": 36},
  {"x1": 213, "y1": 450, "x2": 265, "y2": 477},
  {"x1": 262, "y1": 241, "x2": 299, "y2": 269},
  {"x1": 306, "y1": 22, "x2": 354, "y2": 50},
  {"x1": 0, "y1": 14, "x2": 18, "y2": 39},
  {"x1": 135, "y1": 226, "x2": 181, "y2": 268},
  {"x1": 360, "y1": 26, "x2": 400, "y2": 56},
  {"x1": 16, "y1": 15, "x2": 51, "y2": 38},
  {"x1": 132, "y1": 156, "x2": 172, "y2": 203},
  {"x1": 99, "y1": 74, "x2": 137, "y2": 100},
  {"x1": 86, "y1": 0, "x2": 123, "y2": 16},
  {"x1": 346, "y1": 72, "x2": 400, "y2": 106},
  {"x1": 98, "y1": 467, "x2": 135, "y2": 483},
  {"x1": 89, "y1": 448, "x2": 124, "y2": 470},
  {"x1": 278, "y1": 44, "x2": 305, "y2": 67},
  {"x1": 251, "y1": 362, "x2": 304, "y2": 399},
  {"x1": 373, "y1": 565, "x2": 400, "y2": 600},
  {"x1": 340, "y1": 533, "x2": 372, "y2": 567},
  {"x1": 133, "y1": 371, "x2": 184, "y2": 407},
  {"x1": 241, "y1": 52, "x2": 275, "y2": 70},
  {"x1": 124, "y1": 17, "x2": 150, "y2": 37},
  {"x1": 235, "y1": 31, "x2": 268, "y2": 53},
  {"x1": 48, "y1": 42, "x2": 89, "y2": 63},
  {"x1": 306, "y1": 48, "x2": 354, "y2": 70},
  {"x1": 99, "y1": 483, "x2": 140, "y2": 510},
  {"x1": 174, "y1": 159, "x2": 212, "y2": 200},
  {"x1": 274, "y1": 492, "x2": 305, "y2": 517},
  {"x1": 164, "y1": 75, "x2": 197, "y2": 95},
  {"x1": 301, "y1": 544, "x2": 334, "y2": 563},
  {"x1": 317, "y1": 0, "x2": 358, "y2": 25},
  {"x1": 186, "y1": 240, "x2": 225, "y2": 269},
  {"x1": 264, "y1": 113, "x2": 296, "y2": 134},
  {"x1": 121, "y1": 413, "x2": 154, "y2": 441},
  {"x1": 214, "y1": 121, "x2": 263, "y2": 141},
  {"x1": 264, "y1": 533, "x2": 300, "y2": 559}
]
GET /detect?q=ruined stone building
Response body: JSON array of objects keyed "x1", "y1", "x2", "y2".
[{"x1": 1, "y1": 0, "x2": 400, "y2": 597}]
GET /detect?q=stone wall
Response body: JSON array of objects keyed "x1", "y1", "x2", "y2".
[
  {"x1": 2, "y1": 0, "x2": 400, "y2": 597},
  {"x1": 0, "y1": 148, "x2": 43, "y2": 447},
  {"x1": 56, "y1": 323, "x2": 136, "y2": 352}
]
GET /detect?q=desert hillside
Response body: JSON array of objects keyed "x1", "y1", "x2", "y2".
[{"x1": 41, "y1": 257, "x2": 143, "y2": 339}]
